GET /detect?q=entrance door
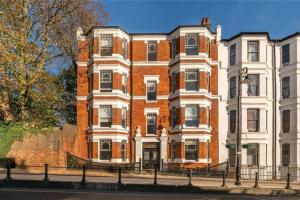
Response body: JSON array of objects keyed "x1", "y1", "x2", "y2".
[{"x1": 142, "y1": 142, "x2": 160, "y2": 169}]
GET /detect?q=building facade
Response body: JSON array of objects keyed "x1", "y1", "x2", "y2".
[
  {"x1": 76, "y1": 17, "x2": 300, "y2": 175},
  {"x1": 218, "y1": 32, "x2": 300, "y2": 179},
  {"x1": 76, "y1": 17, "x2": 220, "y2": 169}
]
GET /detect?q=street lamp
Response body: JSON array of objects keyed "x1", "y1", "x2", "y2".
[{"x1": 235, "y1": 67, "x2": 249, "y2": 186}]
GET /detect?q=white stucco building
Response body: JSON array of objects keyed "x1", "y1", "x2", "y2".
[{"x1": 218, "y1": 29, "x2": 300, "y2": 180}]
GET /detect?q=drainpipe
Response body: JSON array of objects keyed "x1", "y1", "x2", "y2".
[
  {"x1": 272, "y1": 42, "x2": 277, "y2": 179},
  {"x1": 129, "y1": 34, "x2": 134, "y2": 164}
]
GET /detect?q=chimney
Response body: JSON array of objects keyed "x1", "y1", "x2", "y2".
[{"x1": 201, "y1": 17, "x2": 211, "y2": 30}]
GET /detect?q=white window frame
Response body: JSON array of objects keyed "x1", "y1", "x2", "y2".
[
  {"x1": 99, "y1": 139, "x2": 112, "y2": 161},
  {"x1": 185, "y1": 69, "x2": 199, "y2": 91},
  {"x1": 146, "y1": 113, "x2": 157, "y2": 135},
  {"x1": 185, "y1": 104, "x2": 199, "y2": 127},
  {"x1": 100, "y1": 34, "x2": 113, "y2": 56},
  {"x1": 100, "y1": 70, "x2": 113, "y2": 92},
  {"x1": 185, "y1": 33, "x2": 199, "y2": 56},
  {"x1": 99, "y1": 105, "x2": 112, "y2": 128}
]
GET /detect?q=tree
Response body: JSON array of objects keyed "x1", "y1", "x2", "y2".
[{"x1": 0, "y1": 0, "x2": 109, "y2": 126}]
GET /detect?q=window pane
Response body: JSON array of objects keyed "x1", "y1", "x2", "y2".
[
  {"x1": 121, "y1": 140, "x2": 126, "y2": 162},
  {"x1": 230, "y1": 44, "x2": 236, "y2": 66},
  {"x1": 282, "y1": 44, "x2": 290, "y2": 65},
  {"x1": 247, "y1": 41, "x2": 259, "y2": 62},
  {"x1": 282, "y1": 77, "x2": 290, "y2": 99},
  {"x1": 282, "y1": 110, "x2": 290, "y2": 133},
  {"x1": 100, "y1": 70, "x2": 112, "y2": 92},
  {"x1": 122, "y1": 39, "x2": 128, "y2": 60},
  {"x1": 100, "y1": 139, "x2": 112, "y2": 160},
  {"x1": 247, "y1": 143, "x2": 258, "y2": 166},
  {"x1": 147, "y1": 113, "x2": 156, "y2": 134},
  {"x1": 100, "y1": 34, "x2": 113, "y2": 56},
  {"x1": 122, "y1": 107, "x2": 127, "y2": 128},
  {"x1": 100, "y1": 105, "x2": 112, "y2": 127},
  {"x1": 247, "y1": 74, "x2": 259, "y2": 96},
  {"x1": 282, "y1": 143, "x2": 290, "y2": 166},
  {"x1": 147, "y1": 81, "x2": 157, "y2": 100},
  {"x1": 171, "y1": 107, "x2": 176, "y2": 127},
  {"x1": 247, "y1": 109, "x2": 259, "y2": 132},
  {"x1": 185, "y1": 33, "x2": 198, "y2": 55},
  {"x1": 185, "y1": 105, "x2": 199, "y2": 127},
  {"x1": 122, "y1": 74, "x2": 127, "y2": 94},
  {"x1": 170, "y1": 140, "x2": 176, "y2": 161},
  {"x1": 185, "y1": 139, "x2": 198, "y2": 160},
  {"x1": 230, "y1": 110, "x2": 236, "y2": 133},
  {"x1": 185, "y1": 69, "x2": 198, "y2": 91},
  {"x1": 148, "y1": 41, "x2": 157, "y2": 61},
  {"x1": 229, "y1": 77, "x2": 236, "y2": 99},
  {"x1": 171, "y1": 39, "x2": 177, "y2": 59}
]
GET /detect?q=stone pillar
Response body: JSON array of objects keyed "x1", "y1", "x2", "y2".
[
  {"x1": 135, "y1": 126, "x2": 142, "y2": 164},
  {"x1": 160, "y1": 127, "x2": 168, "y2": 169}
]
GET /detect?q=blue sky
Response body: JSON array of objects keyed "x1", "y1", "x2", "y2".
[{"x1": 101, "y1": 0, "x2": 300, "y2": 39}]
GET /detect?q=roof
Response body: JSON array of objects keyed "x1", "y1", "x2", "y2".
[
  {"x1": 222, "y1": 31, "x2": 300, "y2": 42},
  {"x1": 85, "y1": 25, "x2": 215, "y2": 37},
  {"x1": 222, "y1": 32, "x2": 271, "y2": 42}
]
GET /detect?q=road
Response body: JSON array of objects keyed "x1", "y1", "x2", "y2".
[{"x1": 0, "y1": 188, "x2": 299, "y2": 200}]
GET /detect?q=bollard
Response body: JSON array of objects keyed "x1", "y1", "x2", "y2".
[
  {"x1": 43, "y1": 164, "x2": 49, "y2": 182},
  {"x1": 153, "y1": 167, "x2": 157, "y2": 185},
  {"x1": 118, "y1": 167, "x2": 122, "y2": 184},
  {"x1": 5, "y1": 162, "x2": 12, "y2": 180},
  {"x1": 285, "y1": 173, "x2": 291, "y2": 189},
  {"x1": 254, "y1": 172, "x2": 259, "y2": 188},
  {"x1": 221, "y1": 171, "x2": 226, "y2": 187},
  {"x1": 188, "y1": 169, "x2": 192, "y2": 186},
  {"x1": 81, "y1": 165, "x2": 86, "y2": 185}
]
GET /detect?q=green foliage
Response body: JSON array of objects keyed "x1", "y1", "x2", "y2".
[{"x1": 0, "y1": 122, "x2": 26, "y2": 157}]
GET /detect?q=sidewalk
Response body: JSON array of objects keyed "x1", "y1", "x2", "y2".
[{"x1": 1, "y1": 171, "x2": 299, "y2": 190}]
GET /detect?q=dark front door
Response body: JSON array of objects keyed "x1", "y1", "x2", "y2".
[{"x1": 142, "y1": 142, "x2": 160, "y2": 169}]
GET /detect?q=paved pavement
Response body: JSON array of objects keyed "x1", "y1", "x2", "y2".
[
  {"x1": 1, "y1": 172, "x2": 299, "y2": 190},
  {"x1": 0, "y1": 188, "x2": 299, "y2": 200}
]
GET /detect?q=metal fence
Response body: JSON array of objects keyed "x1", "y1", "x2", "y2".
[{"x1": 238, "y1": 165, "x2": 300, "y2": 181}]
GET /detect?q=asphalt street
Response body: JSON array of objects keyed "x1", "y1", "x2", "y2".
[{"x1": 0, "y1": 188, "x2": 299, "y2": 200}]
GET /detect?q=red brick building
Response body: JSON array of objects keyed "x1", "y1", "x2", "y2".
[{"x1": 76, "y1": 17, "x2": 221, "y2": 169}]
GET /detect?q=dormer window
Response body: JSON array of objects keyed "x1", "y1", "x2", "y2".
[
  {"x1": 100, "y1": 34, "x2": 113, "y2": 56},
  {"x1": 185, "y1": 33, "x2": 198, "y2": 55},
  {"x1": 148, "y1": 41, "x2": 157, "y2": 61}
]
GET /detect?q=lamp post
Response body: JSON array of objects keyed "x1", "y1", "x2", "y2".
[{"x1": 235, "y1": 67, "x2": 249, "y2": 186}]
